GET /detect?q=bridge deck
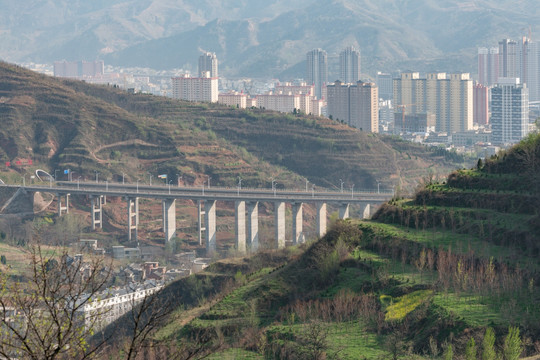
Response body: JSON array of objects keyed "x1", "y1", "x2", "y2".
[{"x1": 1, "y1": 182, "x2": 392, "y2": 204}]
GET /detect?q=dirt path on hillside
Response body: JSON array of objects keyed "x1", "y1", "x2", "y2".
[
  {"x1": 33, "y1": 192, "x2": 54, "y2": 213},
  {"x1": 163, "y1": 296, "x2": 223, "y2": 336},
  {"x1": 89, "y1": 140, "x2": 159, "y2": 163},
  {"x1": 89, "y1": 139, "x2": 181, "y2": 165}
]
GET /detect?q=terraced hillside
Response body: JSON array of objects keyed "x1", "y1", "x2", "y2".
[
  {"x1": 103, "y1": 134, "x2": 540, "y2": 359},
  {"x1": 0, "y1": 62, "x2": 470, "y2": 192},
  {"x1": 0, "y1": 61, "x2": 475, "y2": 245}
]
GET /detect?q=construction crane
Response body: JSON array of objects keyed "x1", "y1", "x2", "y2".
[{"x1": 395, "y1": 104, "x2": 415, "y2": 133}]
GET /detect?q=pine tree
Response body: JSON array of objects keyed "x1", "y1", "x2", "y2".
[
  {"x1": 482, "y1": 327, "x2": 497, "y2": 360},
  {"x1": 465, "y1": 337, "x2": 477, "y2": 360},
  {"x1": 503, "y1": 326, "x2": 522, "y2": 360}
]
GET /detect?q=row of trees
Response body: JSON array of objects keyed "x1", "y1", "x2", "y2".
[{"x1": 452, "y1": 327, "x2": 523, "y2": 360}]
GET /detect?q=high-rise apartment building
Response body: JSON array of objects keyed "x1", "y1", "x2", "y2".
[
  {"x1": 521, "y1": 37, "x2": 540, "y2": 101},
  {"x1": 171, "y1": 74, "x2": 218, "y2": 103},
  {"x1": 54, "y1": 60, "x2": 104, "y2": 78},
  {"x1": 198, "y1": 52, "x2": 218, "y2": 78},
  {"x1": 327, "y1": 81, "x2": 350, "y2": 123},
  {"x1": 443, "y1": 73, "x2": 473, "y2": 133},
  {"x1": 327, "y1": 80, "x2": 379, "y2": 132},
  {"x1": 393, "y1": 72, "x2": 426, "y2": 117},
  {"x1": 376, "y1": 72, "x2": 393, "y2": 100},
  {"x1": 499, "y1": 39, "x2": 519, "y2": 78},
  {"x1": 253, "y1": 81, "x2": 321, "y2": 115},
  {"x1": 339, "y1": 46, "x2": 361, "y2": 84},
  {"x1": 350, "y1": 82, "x2": 378, "y2": 132},
  {"x1": 477, "y1": 47, "x2": 499, "y2": 86},
  {"x1": 256, "y1": 92, "x2": 312, "y2": 114},
  {"x1": 306, "y1": 49, "x2": 328, "y2": 99},
  {"x1": 393, "y1": 72, "x2": 473, "y2": 133},
  {"x1": 473, "y1": 83, "x2": 489, "y2": 125},
  {"x1": 490, "y1": 37, "x2": 540, "y2": 101},
  {"x1": 491, "y1": 78, "x2": 529, "y2": 145}
]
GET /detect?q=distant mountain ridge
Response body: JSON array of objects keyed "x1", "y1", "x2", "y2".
[{"x1": 2, "y1": 0, "x2": 539, "y2": 77}]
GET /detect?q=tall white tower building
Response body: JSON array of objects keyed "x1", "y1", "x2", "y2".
[
  {"x1": 521, "y1": 37, "x2": 540, "y2": 101},
  {"x1": 198, "y1": 52, "x2": 218, "y2": 78},
  {"x1": 306, "y1": 49, "x2": 328, "y2": 99},
  {"x1": 491, "y1": 78, "x2": 529, "y2": 145},
  {"x1": 477, "y1": 47, "x2": 499, "y2": 86},
  {"x1": 499, "y1": 39, "x2": 519, "y2": 79},
  {"x1": 339, "y1": 46, "x2": 361, "y2": 84}
]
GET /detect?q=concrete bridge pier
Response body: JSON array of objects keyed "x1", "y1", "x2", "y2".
[
  {"x1": 361, "y1": 203, "x2": 371, "y2": 219},
  {"x1": 90, "y1": 195, "x2": 103, "y2": 230},
  {"x1": 235, "y1": 201, "x2": 246, "y2": 255},
  {"x1": 247, "y1": 202, "x2": 259, "y2": 253},
  {"x1": 57, "y1": 193, "x2": 70, "y2": 216},
  {"x1": 339, "y1": 203, "x2": 350, "y2": 220},
  {"x1": 162, "y1": 199, "x2": 176, "y2": 243},
  {"x1": 275, "y1": 201, "x2": 286, "y2": 249},
  {"x1": 292, "y1": 202, "x2": 303, "y2": 244},
  {"x1": 205, "y1": 200, "x2": 216, "y2": 255},
  {"x1": 127, "y1": 197, "x2": 139, "y2": 242},
  {"x1": 317, "y1": 202, "x2": 327, "y2": 238},
  {"x1": 197, "y1": 200, "x2": 206, "y2": 246}
]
